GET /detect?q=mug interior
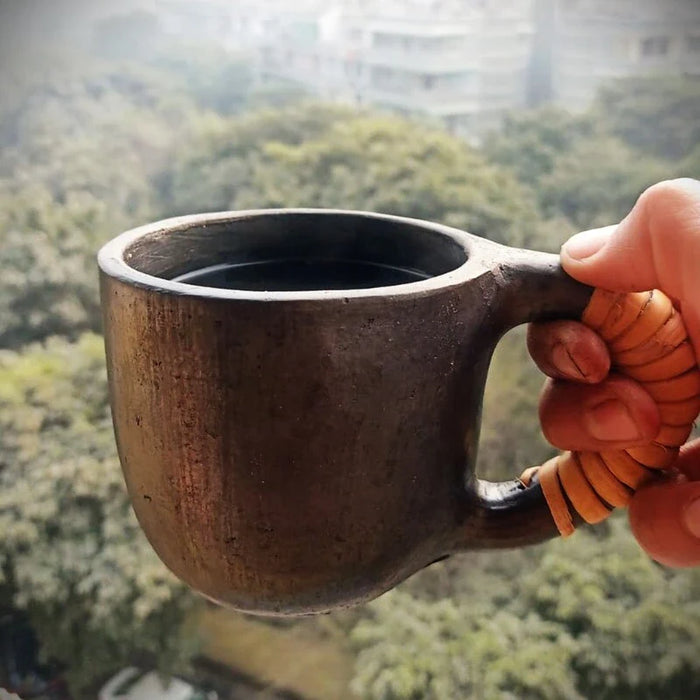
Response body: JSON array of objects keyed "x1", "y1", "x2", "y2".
[{"x1": 122, "y1": 211, "x2": 468, "y2": 292}]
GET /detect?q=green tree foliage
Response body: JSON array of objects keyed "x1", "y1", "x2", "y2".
[
  {"x1": 248, "y1": 79, "x2": 311, "y2": 110},
  {"x1": 351, "y1": 518, "x2": 700, "y2": 700},
  {"x1": 480, "y1": 329, "x2": 554, "y2": 482},
  {"x1": 162, "y1": 102, "x2": 364, "y2": 214},
  {"x1": 484, "y1": 77, "x2": 700, "y2": 232},
  {"x1": 351, "y1": 590, "x2": 581, "y2": 700},
  {"x1": 167, "y1": 106, "x2": 546, "y2": 248},
  {"x1": 483, "y1": 107, "x2": 595, "y2": 189},
  {"x1": 236, "y1": 117, "x2": 543, "y2": 247},
  {"x1": 0, "y1": 188, "x2": 105, "y2": 347},
  {"x1": 0, "y1": 57, "x2": 194, "y2": 349},
  {"x1": 537, "y1": 135, "x2": 670, "y2": 229},
  {"x1": 0, "y1": 334, "x2": 198, "y2": 697},
  {"x1": 485, "y1": 107, "x2": 672, "y2": 230},
  {"x1": 518, "y1": 518, "x2": 700, "y2": 699},
  {"x1": 593, "y1": 76, "x2": 700, "y2": 161},
  {"x1": 150, "y1": 45, "x2": 254, "y2": 116},
  {"x1": 0, "y1": 57, "x2": 188, "y2": 211}
]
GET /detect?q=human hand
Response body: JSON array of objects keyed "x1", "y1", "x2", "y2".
[{"x1": 529, "y1": 178, "x2": 700, "y2": 567}]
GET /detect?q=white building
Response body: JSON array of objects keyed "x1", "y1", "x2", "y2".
[
  {"x1": 541, "y1": 0, "x2": 700, "y2": 110},
  {"x1": 152, "y1": 0, "x2": 236, "y2": 43},
  {"x1": 147, "y1": 0, "x2": 700, "y2": 135},
  {"x1": 257, "y1": 0, "x2": 535, "y2": 138}
]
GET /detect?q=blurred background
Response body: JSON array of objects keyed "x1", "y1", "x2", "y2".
[{"x1": 0, "y1": 0, "x2": 699, "y2": 698}]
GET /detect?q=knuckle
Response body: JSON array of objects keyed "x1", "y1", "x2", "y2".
[
  {"x1": 640, "y1": 178, "x2": 700, "y2": 211},
  {"x1": 638, "y1": 179, "x2": 700, "y2": 255}
]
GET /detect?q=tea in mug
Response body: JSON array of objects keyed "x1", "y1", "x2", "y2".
[{"x1": 174, "y1": 259, "x2": 429, "y2": 291}]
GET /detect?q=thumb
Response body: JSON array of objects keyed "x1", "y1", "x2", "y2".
[{"x1": 560, "y1": 178, "x2": 700, "y2": 351}]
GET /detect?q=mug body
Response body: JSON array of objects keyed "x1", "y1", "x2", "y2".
[{"x1": 99, "y1": 210, "x2": 500, "y2": 613}]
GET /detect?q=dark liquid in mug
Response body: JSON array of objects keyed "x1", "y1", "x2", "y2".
[{"x1": 173, "y1": 260, "x2": 429, "y2": 291}]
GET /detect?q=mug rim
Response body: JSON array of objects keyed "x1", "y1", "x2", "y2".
[{"x1": 98, "y1": 208, "x2": 486, "y2": 301}]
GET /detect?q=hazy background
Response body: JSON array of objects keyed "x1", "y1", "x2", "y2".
[{"x1": 1, "y1": 1, "x2": 699, "y2": 699}]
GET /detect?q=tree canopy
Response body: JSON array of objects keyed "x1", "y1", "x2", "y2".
[
  {"x1": 351, "y1": 518, "x2": 700, "y2": 700},
  {"x1": 537, "y1": 135, "x2": 670, "y2": 229},
  {"x1": 592, "y1": 76, "x2": 700, "y2": 161},
  {"x1": 165, "y1": 105, "x2": 547, "y2": 249},
  {"x1": 0, "y1": 334, "x2": 197, "y2": 695}
]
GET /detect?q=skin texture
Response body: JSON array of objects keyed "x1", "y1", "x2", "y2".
[{"x1": 530, "y1": 178, "x2": 700, "y2": 567}]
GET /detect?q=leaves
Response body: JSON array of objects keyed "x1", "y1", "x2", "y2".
[
  {"x1": 483, "y1": 106, "x2": 596, "y2": 190},
  {"x1": 351, "y1": 590, "x2": 582, "y2": 700},
  {"x1": 537, "y1": 136, "x2": 670, "y2": 229},
  {"x1": 484, "y1": 79, "x2": 700, "y2": 231},
  {"x1": 162, "y1": 102, "x2": 369, "y2": 214},
  {"x1": 167, "y1": 106, "x2": 547, "y2": 249},
  {"x1": 236, "y1": 116, "x2": 542, "y2": 245},
  {"x1": 519, "y1": 517, "x2": 700, "y2": 699},
  {"x1": 0, "y1": 57, "x2": 193, "y2": 350},
  {"x1": 0, "y1": 335, "x2": 199, "y2": 695},
  {"x1": 592, "y1": 76, "x2": 700, "y2": 161},
  {"x1": 0, "y1": 189, "x2": 107, "y2": 347},
  {"x1": 351, "y1": 517, "x2": 700, "y2": 700}
]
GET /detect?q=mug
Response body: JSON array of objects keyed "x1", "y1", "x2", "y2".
[{"x1": 98, "y1": 210, "x2": 689, "y2": 615}]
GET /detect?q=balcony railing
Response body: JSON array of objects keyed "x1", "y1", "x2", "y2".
[{"x1": 364, "y1": 48, "x2": 479, "y2": 73}]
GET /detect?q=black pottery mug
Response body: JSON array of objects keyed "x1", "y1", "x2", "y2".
[{"x1": 98, "y1": 210, "x2": 689, "y2": 615}]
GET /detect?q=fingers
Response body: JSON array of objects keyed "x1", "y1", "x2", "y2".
[
  {"x1": 674, "y1": 438, "x2": 700, "y2": 482},
  {"x1": 560, "y1": 178, "x2": 700, "y2": 355},
  {"x1": 629, "y1": 439, "x2": 700, "y2": 567},
  {"x1": 527, "y1": 320, "x2": 610, "y2": 384},
  {"x1": 536, "y1": 179, "x2": 700, "y2": 565},
  {"x1": 539, "y1": 375, "x2": 660, "y2": 451}
]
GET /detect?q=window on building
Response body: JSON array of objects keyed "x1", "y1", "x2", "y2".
[
  {"x1": 640, "y1": 36, "x2": 670, "y2": 57},
  {"x1": 688, "y1": 35, "x2": 700, "y2": 52},
  {"x1": 423, "y1": 75, "x2": 436, "y2": 90}
]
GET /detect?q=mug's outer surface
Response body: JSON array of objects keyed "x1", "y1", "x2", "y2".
[{"x1": 99, "y1": 210, "x2": 592, "y2": 614}]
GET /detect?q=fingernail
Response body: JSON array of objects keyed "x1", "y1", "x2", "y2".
[
  {"x1": 585, "y1": 399, "x2": 641, "y2": 442},
  {"x1": 551, "y1": 343, "x2": 585, "y2": 379},
  {"x1": 683, "y1": 497, "x2": 700, "y2": 539},
  {"x1": 563, "y1": 226, "x2": 614, "y2": 261}
]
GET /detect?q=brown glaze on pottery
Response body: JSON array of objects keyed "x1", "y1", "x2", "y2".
[{"x1": 98, "y1": 210, "x2": 592, "y2": 615}]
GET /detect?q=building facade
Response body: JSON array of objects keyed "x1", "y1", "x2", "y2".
[
  {"x1": 152, "y1": 0, "x2": 700, "y2": 137},
  {"x1": 541, "y1": 0, "x2": 700, "y2": 110},
  {"x1": 257, "y1": 0, "x2": 535, "y2": 138}
]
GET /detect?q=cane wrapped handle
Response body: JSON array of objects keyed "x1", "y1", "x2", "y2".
[{"x1": 520, "y1": 289, "x2": 700, "y2": 536}]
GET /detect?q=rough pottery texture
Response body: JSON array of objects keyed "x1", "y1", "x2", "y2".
[{"x1": 99, "y1": 210, "x2": 592, "y2": 614}]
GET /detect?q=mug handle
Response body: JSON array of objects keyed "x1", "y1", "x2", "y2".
[{"x1": 462, "y1": 249, "x2": 700, "y2": 549}]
